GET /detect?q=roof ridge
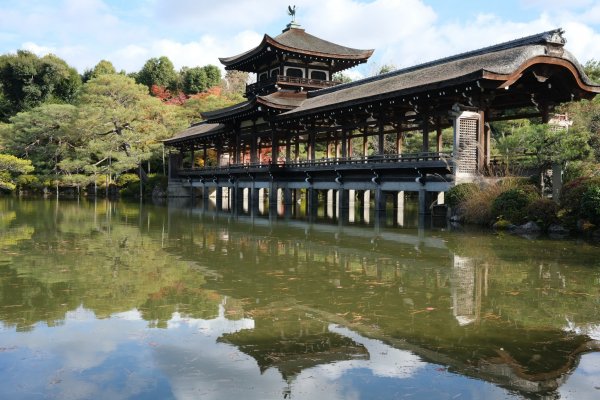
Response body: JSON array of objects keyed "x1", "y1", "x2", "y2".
[{"x1": 312, "y1": 28, "x2": 565, "y2": 98}]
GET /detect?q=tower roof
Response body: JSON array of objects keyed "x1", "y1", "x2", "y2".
[{"x1": 219, "y1": 26, "x2": 373, "y2": 73}]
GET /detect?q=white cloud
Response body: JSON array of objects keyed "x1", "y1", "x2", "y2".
[
  {"x1": 21, "y1": 41, "x2": 56, "y2": 56},
  {"x1": 0, "y1": 0, "x2": 599, "y2": 76}
]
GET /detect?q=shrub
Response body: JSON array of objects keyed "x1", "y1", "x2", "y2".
[
  {"x1": 526, "y1": 198, "x2": 559, "y2": 229},
  {"x1": 462, "y1": 178, "x2": 536, "y2": 225},
  {"x1": 16, "y1": 174, "x2": 43, "y2": 192},
  {"x1": 116, "y1": 173, "x2": 140, "y2": 187},
  {"x1": 491, "y1": 188, "x2": 538, "y2": 224},
  {"x1": 446, "y1": 183, "x2": 479, "y2": 208},
  {"x1": 580, "y1": 185, "x2": 600, "y2": 225},
  {"x1": 560, "y1": 176, "x2": 600, "y2": 215}
]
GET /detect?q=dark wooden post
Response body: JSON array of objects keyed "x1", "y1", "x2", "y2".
[
  {"x1": 422, "y1": 115, "x2": 430, "y2": 153},
  {"x1": 378, "y1": 120, "x2": 385, "y2": 156},
  {"x1": 436, "y1": 116, "x2": 443, "y2": 153}
]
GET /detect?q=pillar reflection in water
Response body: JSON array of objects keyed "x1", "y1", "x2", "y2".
[
  {"x1": 451, "y1": 255, "x2": 487, "y2": 326},
  {"x1": 348, "y1": 190, "x2": 356, "y2": 223},
  {"x1": 363, "y1": 190, "x2": 370, "y2": 224},
  {"x1": 397, "y1": 191, "x2": 405, "y2": 227},
  {"x1": 258, "y1": 188, "x2": 265, "y2": 214}
]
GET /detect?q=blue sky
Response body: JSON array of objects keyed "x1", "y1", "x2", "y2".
[{"x1": 0, "y1": 0, "x2": 599, "y2": 79}]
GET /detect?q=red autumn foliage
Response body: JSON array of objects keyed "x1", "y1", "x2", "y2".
[{"x1": 150, "y1": 85, "x2": 188, "y2": 105}]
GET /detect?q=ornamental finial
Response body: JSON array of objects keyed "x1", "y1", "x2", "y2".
[{"x1": 287, "y1": 5, "x2": 296, "y2": 23}]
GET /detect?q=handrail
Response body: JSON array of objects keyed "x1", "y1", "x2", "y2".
[
  {"x1": 178, "y1": 152, "x2": 453, "y2": 174},
  {"x1": 246, "y1": 75, "x2": 340, "y2": 94}
]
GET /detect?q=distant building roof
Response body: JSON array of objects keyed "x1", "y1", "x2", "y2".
[{"x1": 219, "y1": 26, "x2": 373, "y2": 72}]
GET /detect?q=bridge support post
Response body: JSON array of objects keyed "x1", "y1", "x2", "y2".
[
  {"x1": 338, "y1": 188, "x2": 350, "y2": 223},
  {"x1": 269, "y1": 184, "x2": 278, "y2": 216},
  {"x1": 251, "y1": 186, "x2": 260, "y2": 215},
  {"x1": 284, "y1": 187, "x2": 293, "y2": 219},
  {"x1": 202, "y1": 185, "x2": 209, "y2": 210},
  {"x1": 307, "y1": 188, "x2": 318, "y2": 219},
  {"x1": 215, "y1": 186, "x2": 223, "y2": 211},
  {"x1": 419, "y1": 189, "x2": 435, "y2": 216}
]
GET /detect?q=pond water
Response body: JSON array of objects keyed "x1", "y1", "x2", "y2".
[{"x1": 1, "y1": 198, "x2": 600, "y2": 399}]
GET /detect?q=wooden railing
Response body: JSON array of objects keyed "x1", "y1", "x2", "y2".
[
  {"x1": 178, "y1": 152, "x2": 453, "y2": 175},
  {"x1": 246, "y1": 75, "x2": 340, "y2": 94}
]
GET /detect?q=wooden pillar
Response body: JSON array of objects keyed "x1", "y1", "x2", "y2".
[
  {"x1": 341, "y1": 129, "x2": 348, "y2": 159},
  {"x1": 422, "y1": 115, "x2": 430, "y2": 153},
  {"x1": 191, "y1": 148, "x2": 195, "y2": 169},
  {"x1": 235, "y1": 125, "x2": 241, "y2": 164},
  {"x1": 363, "y1": 132, "x2": 369, "y2": 158},
  {"x1": 295, "y1": 136, "x2": 300, "y2": 162},
  {"x1": 396, "y1": 130, "x2": 403, "y2": 155},
  {"x1": 286, "y1": 137, "x2": 291, "y2": 163},
  {"x1": 309, "y1": 127, "x2": 316, "y2": 162},
  {"x1": 203, "y1": 144, "x2": 207, "y2": 167},
  {"x1": 478, "y1": 111, "x2": 485, "y2": 171},
  {"x1": 436, "y1": 116, "x2": 443, "y2": 153},
  {"x1": 271, "y1": 129, "x2": 279, "y2": 163},
  {"x1": 216, "y1": 142, "x2": 222, "y2": 167},
  {"x1": 250, "y1": 121, "x2": 257, "y2": 164},
  {"x1": 348, "y1": 135, "x2": 353, "y2": 159},
  {"x1": 378, "y1": 120, "x2": 384, "y2": 156}
]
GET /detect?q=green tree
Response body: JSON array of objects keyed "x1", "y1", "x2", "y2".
[
  {"x1": 82, "y1": 60, "x2": 117, "y2": 83},
  {"x1": 0, "y1": 153, "x2": 34, "y2": 190},
  {"x1": 1, "y1": 104, "x2": 79, "y2": 180},
  {"x1": 584, "y1": 59, "x2": 600, "y2": 84},
  {"x1": 223, "y1": 70, "x2": 249, "y2": 95},
  {"x1": 496, "y1": 123, "x2": 591, "y2": 171},
  {"x1": 65, "y1": 74, "x2": 186, "y2": 182},
  {"x1": 136, "y1": 56, "x2": 178, "y2": 91},
  {"x1": 203, "y1": 64, "x2": 222, "y2": 88},
  {"x1": 181, "y1": 66, "x2": 208, "y2": 94},
  {"x1": 332, "y1": 72, "x2": 352, "y2": 83},
  {"x1": 0, "y1": 51, "x2": 81, "y2": 120}
]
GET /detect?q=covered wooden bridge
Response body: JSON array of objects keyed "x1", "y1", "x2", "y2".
[{"x1": 164, "y1": 26, "x2": 600, "y2": 220}]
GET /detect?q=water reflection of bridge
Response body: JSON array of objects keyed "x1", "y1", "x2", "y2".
[{"x1": 163, "y1": 204, "x2": 600, "y2": 397}]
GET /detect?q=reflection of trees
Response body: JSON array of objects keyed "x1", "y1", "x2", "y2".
[{"x1": 0, "y1": 199, "x2": 221, "y2": 330}]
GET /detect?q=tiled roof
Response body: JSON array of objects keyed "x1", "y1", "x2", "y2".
[
  {"x1": 283, "y1": 29, "x2": 598, "y2": 118},
  {"x1": 219, "y1": 27, "x2": 373, "y2": 67},
  {"x1": 163, "y1": 123, "x2": 224, "y2": 144}
]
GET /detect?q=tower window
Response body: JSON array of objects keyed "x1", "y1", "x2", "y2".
[
  {"x1": 285, "y1": 67, "x2": 304, "y2": 78},
  {"x1": 310, "y1": 70, "x2": 327, "y2": 80}
]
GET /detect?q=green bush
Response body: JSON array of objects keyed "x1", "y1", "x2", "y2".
[
  {"x1": 116, "y1": 173, "x2": 140, "y2": 186},
  {"x1": 560, "y1": 176, "x2": 600, "y2": 214},
  {"x1": 446, "y1": 183, "x2": 479, "y2": 208},
  {"x1": 526, "y1": 198, "x2": 559, "y2": 229},
  {"x1": 119, "y1": 173, "x2": 168, "y2": 199},
  {"x1": 491, "y1": 188, "x2": 538, "y2": 224},
  {"x1": 580, "y1": 185, "x2": 600, "y2": 225},
  {"x1": 16, "y1": 174, "x2": 43, "y2": 192}
]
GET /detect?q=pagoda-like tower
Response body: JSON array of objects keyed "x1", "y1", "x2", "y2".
[{"x1": 220, "y1": 21, "x2": 373, "y2": 98}]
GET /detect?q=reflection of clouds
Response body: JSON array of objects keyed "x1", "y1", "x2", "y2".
[
  {"x1": 317, "y1": 325, "x2": 425, "y2": 379},
  {"x1": 559, "y1": 353, "x2": 600, "y2": 400},
  {"x1": 564, "y1": 320, "x2": 600, "y2": 340},
  {"x1": 167, "y1": 301, "x2": 254, "y2": 335}
]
